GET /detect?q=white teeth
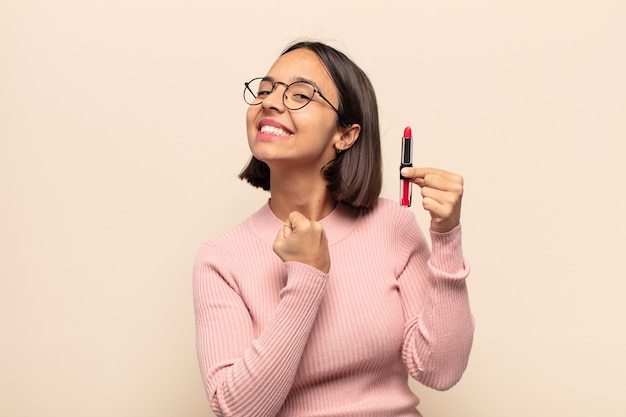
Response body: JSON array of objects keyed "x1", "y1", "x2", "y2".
[{"x1": 260, "y1": 125, "x2": 290, "y2": 136}]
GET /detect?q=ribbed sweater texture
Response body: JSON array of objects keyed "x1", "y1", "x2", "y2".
[{"x1": 193, "y1": 198, "x2": 474, "y2": 417}]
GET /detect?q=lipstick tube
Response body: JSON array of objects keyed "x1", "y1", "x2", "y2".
[{"x1": 400, "y1": 126, "x2": 413, "y2": 207}]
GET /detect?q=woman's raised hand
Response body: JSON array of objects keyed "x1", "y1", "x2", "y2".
[
  {"x1": 273, "y1": 211, "x2": 331, "y2": 273},
  {"x1": 401, "y1": 167, "x2": 464, "y2": 233}
]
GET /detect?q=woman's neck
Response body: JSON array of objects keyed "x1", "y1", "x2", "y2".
[{"x1": 268, "y1": 172, "x2": 336, "y2": 222}]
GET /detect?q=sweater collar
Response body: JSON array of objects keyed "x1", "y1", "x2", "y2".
[{"x1": 249, "y1": 200, "x2": 360, "y2": 245}]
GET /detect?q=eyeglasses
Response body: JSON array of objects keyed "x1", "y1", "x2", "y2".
[{"x1": 243, "y1": 77, "x2": 340, "y2": 114}]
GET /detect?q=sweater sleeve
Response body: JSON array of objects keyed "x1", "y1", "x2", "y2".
[
  {"x1": 397, "y1": 216, "x2": 474, "y2": 391},
  {"x1": 193, "y1": 243, "x2": 328, "y2": 417}
]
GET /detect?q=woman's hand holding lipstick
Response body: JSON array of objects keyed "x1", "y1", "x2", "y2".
[{"x1": 400, "y1": 167, "x2": 464, "y2": 234}]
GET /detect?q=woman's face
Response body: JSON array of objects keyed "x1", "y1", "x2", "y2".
[{"x1": 246, "y1": 48, "x2": 342, "y2": 172}]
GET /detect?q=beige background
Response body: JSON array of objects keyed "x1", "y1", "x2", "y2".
[{"x1": 2, "y1": 1, "x2": 625, "y2": 416}]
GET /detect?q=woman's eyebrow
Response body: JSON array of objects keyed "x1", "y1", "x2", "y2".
[
  {"x1": 293, "y1": 76, "x2": 320, "y2": 89},
  {"x1": 263, "y1": 75, "x2": 321, "y2": 90}
]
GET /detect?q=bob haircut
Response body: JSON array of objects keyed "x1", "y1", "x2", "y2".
[{"x1": 239, "y1": 40, "x2": 382, "y2": 210}]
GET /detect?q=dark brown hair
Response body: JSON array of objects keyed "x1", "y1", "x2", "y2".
[{"x1": 239, "y1": 40, "x2": 382, "y2": 209}]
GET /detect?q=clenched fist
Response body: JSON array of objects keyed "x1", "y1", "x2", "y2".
[{"x1": 273, "y1": 211, "x2": 331, "y2": 274}]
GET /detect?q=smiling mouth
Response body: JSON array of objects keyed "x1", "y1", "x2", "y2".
[{"x1": 259, "y1": 125, "x2": 292, "y2": 137}]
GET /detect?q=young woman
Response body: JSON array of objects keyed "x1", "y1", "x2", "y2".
[{"x1": 193, "y1": 40, "x2": 474, "y2": 417}]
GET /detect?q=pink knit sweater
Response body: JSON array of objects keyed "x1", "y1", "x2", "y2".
[{"x1": 193, "y1": 198, "x2": 474, "y2": 417}]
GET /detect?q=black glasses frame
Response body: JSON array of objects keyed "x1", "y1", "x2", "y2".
[{"x1": 243, "y1": 77, "x2": 340, "y2": 114}]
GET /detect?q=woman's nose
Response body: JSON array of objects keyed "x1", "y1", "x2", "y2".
[{"x1": 261, "y1": 84, "x2": 287, "y2": 112}]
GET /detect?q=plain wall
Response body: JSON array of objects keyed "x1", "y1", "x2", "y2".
[{"x1": 2, "y1": 1, "x2": 625, "y2": 416}]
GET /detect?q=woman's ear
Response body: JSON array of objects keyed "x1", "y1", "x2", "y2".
[{"x1": 334, "y1": 124, "x2": 361, "y2": 152}]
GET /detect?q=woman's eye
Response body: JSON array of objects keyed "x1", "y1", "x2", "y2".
[{"x1": 257, "y1": 90, "x2": 271, "y2": 97}]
